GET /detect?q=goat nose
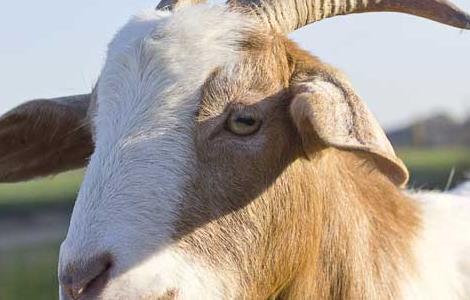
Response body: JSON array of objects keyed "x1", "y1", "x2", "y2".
[{"x1": 59, "y1": 253, "x2": 112, "y2": 299}]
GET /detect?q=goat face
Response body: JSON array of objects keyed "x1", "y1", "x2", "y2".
[
  {"x1": 0, "y1": 1, "x2": 468, "y2": 299},
  {"x1": 55, "y1": 7, "x2": 413, "y2": 298},
  {"x1": 59, "y1": 7, "x2": 311, "y2": 299}
]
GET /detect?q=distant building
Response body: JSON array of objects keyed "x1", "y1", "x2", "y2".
[{"x1": 387, "y1": 114, "x2": 470, "y2": 148}]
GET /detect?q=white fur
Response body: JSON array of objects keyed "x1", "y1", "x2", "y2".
[
  {"x1": 402, "y1": 185, "x2": 470, "y2": 299},
  {"x1": 99, "y1": 247, "x2": 236, "y2": 299},
  {"x1": 452, "y1": 180, "x2": 470, "y2": 196},
  {"x1": 59, "y1": 6, "x2": 250, "y2": 299}
]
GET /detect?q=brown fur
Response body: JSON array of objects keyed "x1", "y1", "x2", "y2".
[
  {"x1": 0, "y1": 95, "x2": 93, "y2": 182},
  {"x1": 172, "y1": 33, "x2": 421, "y2": 299}
]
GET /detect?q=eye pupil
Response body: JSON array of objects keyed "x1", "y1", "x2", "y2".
[{"x1": 236, "y1": 117, "x2": 256, "y2": 126}]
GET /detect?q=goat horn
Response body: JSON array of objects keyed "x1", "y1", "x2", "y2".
[
  {"x1": 231, "y1": 0, "x2": 470, "y2": 34},
  {"x1": 156, "y1": 0, "x2": 206, "y2": 11}
]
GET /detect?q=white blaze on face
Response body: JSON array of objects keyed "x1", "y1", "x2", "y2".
[{"x1": 59, "y1": 6, "x2": 250, "y2": 299}]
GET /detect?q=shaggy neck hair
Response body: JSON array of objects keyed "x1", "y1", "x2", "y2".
[{"x1": 178, "y1": 142, "x2": 420, "y2": 299}]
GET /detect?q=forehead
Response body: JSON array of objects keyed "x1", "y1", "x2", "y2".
[{"x1": 94, "y1": 6, "x2": 262, "y2": 127}]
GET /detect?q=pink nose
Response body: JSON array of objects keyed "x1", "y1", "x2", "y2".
[{"x1": 59, "y1": 253, "x2": 112, "y2": 299}]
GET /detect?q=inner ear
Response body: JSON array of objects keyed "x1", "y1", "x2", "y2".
[
  {"x1": 288, "y1": 93, "x2": 326, "y2": 157},
  {"x1": 288, "y1": 78, "x2": 409, "y2": 187}
]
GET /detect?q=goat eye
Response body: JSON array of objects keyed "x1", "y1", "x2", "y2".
[{"x1": 226, "y1": 112, "x2": 262, "y2": 136}]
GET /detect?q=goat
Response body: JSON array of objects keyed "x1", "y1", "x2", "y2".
[{"x1": 0, "y1": 0, "x2": 469, "y2": 299}]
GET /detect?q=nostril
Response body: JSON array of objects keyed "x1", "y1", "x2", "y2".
[{"x1": 60, "y1": 253, "x2": 112, "y2": 299}]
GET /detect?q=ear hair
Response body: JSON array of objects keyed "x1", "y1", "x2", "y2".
[{"x1": 0, "y1": 94, "x2": 93, "y2": 182}]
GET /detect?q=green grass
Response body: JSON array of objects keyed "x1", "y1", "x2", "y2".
[
  {"x1": 0, "y1": 169, "x2": 83, "y2": 206},
  {"x1": 0, "y1": 241, "x2": 60, "y2": 300},
  {"x1": 397, "y1": 147, "x2": 470, "y2": 190},
  {"x1": 397, "y1": 147, "x2": 470, "y2": 170}
]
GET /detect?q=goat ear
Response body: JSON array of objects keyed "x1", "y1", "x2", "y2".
[
  {"x1": 0, "y1": 94, "x2": 93, "y2": 183},
  {"x1": 289, "y1": 76, "x2": 409, "y2": 187}
]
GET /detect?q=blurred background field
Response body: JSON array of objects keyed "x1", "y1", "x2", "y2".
[
  {"x1": 0, "y1": 171, "x2": 82, "y2": 300},
  {"x1": 0, "y1": 242, "x2": 61, "y2": 300},
  {"x1": 398, "y1": 148, "x2": 470, "y2": 190},
  {"x1": 0, "y1": 146, "x2": 469, "y2": 299}
]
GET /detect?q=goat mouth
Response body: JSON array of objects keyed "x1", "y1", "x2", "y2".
[{"x1": 76, "y1": 263, "x2": 112, "y2": 300}]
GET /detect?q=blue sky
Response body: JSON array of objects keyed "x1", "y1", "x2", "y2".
[{"x1": 1, "y1": 0, "x2": 469, "y2": 129}]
